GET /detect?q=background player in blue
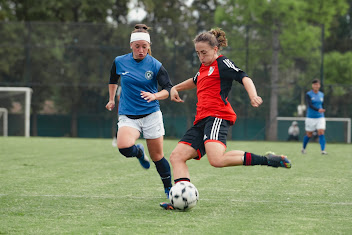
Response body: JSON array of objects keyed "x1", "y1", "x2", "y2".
[
  {"x1": 105, "y1": 24, "x2": 173, "y2": 198},
  {"x1": 302, "y1": 79, "x2": 327, "y2": 154}
]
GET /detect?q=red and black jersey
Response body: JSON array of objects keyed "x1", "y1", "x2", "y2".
[{"x1": 193, "y1": 55, "x2": 248, "y2": 125}]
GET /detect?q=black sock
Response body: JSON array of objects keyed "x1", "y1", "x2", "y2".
[
  {"x1": 174, "y1": 178, "x2": 190, "y2": 184},
  {"x1": 243, "y1": 152, "x2": 268, "y2": 166},
  {"x1": 154, "y1": 157, "x2": 172, "y2": 189}
]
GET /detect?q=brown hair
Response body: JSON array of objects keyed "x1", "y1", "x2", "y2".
[
  {"x1": 193, "y1": 28, "x2": 228, "y2": 50},
  {"x1": 131, "y1": 24, "x2": 152, "y2": 55}
]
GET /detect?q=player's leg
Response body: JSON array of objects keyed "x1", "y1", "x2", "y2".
[
  {"x1": 146, "y1": 137, "x2": 172, "y2": 198},
  {"x1": 143, "y1": 111, "x2": 172, "y2": 197},
  {"x1": 317, "y1": 118, "x2": 327, "y2": 154},
  {"x1": 170, "y1": 143, "x2": 198, "y2": 181},
  {"x1": 302, "y1": 118, "x2": 315, "y2": 154},
  {"x1": 205, "y1": 142, "x2": 291, "y2": 168},
  {"x1": 205, "y1": 142, "x2": 241, "y2": 167},
  {"x1": 203, "y1": 117, "x2": 290, "y2": 168},
  {"x1": 169, "y1": 121, "x2": 205, "y2": 184},
  {"x1": 160, "y1": 143, "x2": 197, "y2": 210},
  {"x1": 117, "y1": 116, "x2": 150, "y2": 169}
]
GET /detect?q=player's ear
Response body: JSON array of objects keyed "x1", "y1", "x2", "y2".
[{"x1": 214, "y1": 46, "x2": 219, "y2": 54}]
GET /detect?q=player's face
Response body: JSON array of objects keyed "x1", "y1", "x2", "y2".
[
  {"x1": 312, "y1": 82, "x2": 320, "y2": 92},
  {"x1": 130, "y1": 40, "x2": 150, "y2": 60},
  {"x1": 195, "y1": 42, "x2": 218, "y2": 66}
]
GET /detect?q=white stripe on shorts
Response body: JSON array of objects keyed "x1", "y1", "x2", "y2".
[{"x1": 210, "y1": 118, "x2": 222, "y2": 140}]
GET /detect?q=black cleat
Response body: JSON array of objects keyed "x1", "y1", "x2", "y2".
[{"x1": 265, "y1": 152, "x2": 291, "y2": 169}]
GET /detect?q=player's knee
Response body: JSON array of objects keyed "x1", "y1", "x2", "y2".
[
  {"x1": 318, "y1": 130, "x2": 325, "y2": 135},
  {"x1": 170, "y1": 150, "x2": 189, "y2": 166},
  {"x1": 208, "y1": 157, "x2": 224, "y2": 168},
  {"x1": 119, "y1": 146, "x2": 135, "y2": 158},
  {"x1": 169, "y1": 150, "x2": 180, "y2": 165}
]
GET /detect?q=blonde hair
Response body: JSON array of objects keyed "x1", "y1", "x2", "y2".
[
  {"x1": 193, "y1": 28, "x2": 228, "y2": 50},
  {"x1": 131, "y1": 24, "x2": 152, "y2": 55}
]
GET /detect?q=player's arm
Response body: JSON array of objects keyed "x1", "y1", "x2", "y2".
[
  {"x1": 170, "y1": 78, "x2": 196, "y2": 103},
  {"x1": 242, "y1": 77, "x2": 263, "y2": 108},
  {"x1": 141, "y1": 66, "x2": 172, "y2": 102},
  {"x1": 106, "y1": 61, "x2": 119, "y2": 111},
  {"x1": 305, "y1": 93, "x2": 322, "y2": 112}
]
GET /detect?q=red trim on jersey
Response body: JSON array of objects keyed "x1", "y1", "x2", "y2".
[
  {"x1": 194, "y1": 55, "x2": 237, "y2": 125},
  {"x1": 204, "y1": 139, "x2": 227, "y2": 149}
]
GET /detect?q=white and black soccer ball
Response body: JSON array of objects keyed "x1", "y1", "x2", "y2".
[{"x1": 169, "y1": 181, "x2": 199, "y2": 211}]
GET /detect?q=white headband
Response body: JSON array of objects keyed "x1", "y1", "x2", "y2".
[{"x1": 130, "y1": 32, "x2": 151, "y2": 43}]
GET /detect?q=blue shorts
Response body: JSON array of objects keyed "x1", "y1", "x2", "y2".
[{"x1": 179, "y1": 116, "x2": 230, "y2": 160}]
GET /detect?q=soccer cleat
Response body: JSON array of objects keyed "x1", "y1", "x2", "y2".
[
  {"x1": 265, "y1": 152, "x2": 291, "y2": 169},
  {"x1": 321, "y1": 151, "x2": 328, "y2": 155},
  {"x1": 164, "y1": 186, "x2": 172, "y2": 199},
  {"x1": 160, "y1": 202, "x2": 175, "y2": 210},
  {"x1": 301, "y1": 149, "x2": 307, "y2": 154},
  {"x1": 136, "y1": 143, "x2": 150, "y2": 169}
]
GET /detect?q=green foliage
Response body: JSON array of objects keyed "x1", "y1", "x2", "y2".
[
  {"x1": 324, "y1": 51, "x2": 352, "y2": 85},
  {"x1": 0, "y1": 0, "x2": 351, "y2": 138},
  {"x1": 0, "y1": 137, "x2": 351, "y2": 234}
]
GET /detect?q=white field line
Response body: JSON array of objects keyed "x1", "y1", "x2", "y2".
[{"x1": 0, "y1": 193, "x2": 351, "y2": 205}]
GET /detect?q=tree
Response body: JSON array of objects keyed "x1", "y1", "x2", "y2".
[
  {"x1": 215, "y1": 0, "x2": 348, "y2": 140},
  {"x1": 0, "y1": 0, "x2": 131, "y2": 136}
]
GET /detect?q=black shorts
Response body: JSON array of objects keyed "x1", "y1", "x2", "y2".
[{"x1": 179, "y1": 116, "x2": 230, "y2": 160}]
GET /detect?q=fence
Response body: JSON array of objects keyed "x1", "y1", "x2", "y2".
[{"x1": 0, "y1": 21, "x2": 351, "y2": 141}]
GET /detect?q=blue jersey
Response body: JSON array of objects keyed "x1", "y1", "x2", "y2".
[
  {"x1": 306, "y1": 90, "x2": 324, "y2": 118},
  {"x1": 112, "y1": 53, "x2": 163, "y2": 116}
]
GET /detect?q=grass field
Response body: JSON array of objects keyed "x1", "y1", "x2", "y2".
[{"x1": 0, "y1": 137, "x2": 351, "y2": 234}]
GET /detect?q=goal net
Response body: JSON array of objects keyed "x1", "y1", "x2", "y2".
[
  {"x1": 277, "y1": 117, "x2": 351, "y2": 143},
  {"x1": 0, "y1": 87, "x2": 32, "y2": 137}
]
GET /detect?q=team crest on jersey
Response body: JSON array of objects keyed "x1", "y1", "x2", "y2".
[
  {"x1": 208, "y1": 66, "x2": 215, "y2": 76},
  {"x1": 145, "y1": 71, "x2": 153, "y2": 80}
]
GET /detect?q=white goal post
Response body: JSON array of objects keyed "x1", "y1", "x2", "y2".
[
  {"x1": 0, "y1": 87, "x2": 32, "y2": 137},
  {"x1": 277, "y1": 117, "x2": 351, "y2": 143}
]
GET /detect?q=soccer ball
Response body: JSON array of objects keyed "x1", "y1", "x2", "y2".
[{"x1": 169, "y1": 181, "x2": 199, "y2": 211}]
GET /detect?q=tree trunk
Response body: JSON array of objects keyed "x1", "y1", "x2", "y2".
[{"x1": 267, "y1": 25, "x2": 280, "y2": 141}]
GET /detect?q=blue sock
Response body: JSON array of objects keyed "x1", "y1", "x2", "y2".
[
  {"x1": 119, "y1": 145, "x2": 141, "y2": 158},
  {"x1": 303, "y1": 135, "x2": 310, "y2": 149},
  {"x1": 319, "y1": 135, "x2": 326, "y2": 151},
  {"x1": 154, "y1": 157, "x2": 172, "y2": 189}
]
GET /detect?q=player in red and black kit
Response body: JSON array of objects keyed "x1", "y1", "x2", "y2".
[{"x1": 160, "y1": 28, "x2": 291, "y2": 210}]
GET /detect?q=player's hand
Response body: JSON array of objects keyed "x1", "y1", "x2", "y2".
[
  {"x1": 140, "y1": 91, "x2": 156, "y2": 103},
  {"x1": 250, "y1": 96, "x2": 263, "y2": 107},
  {"x1": 106, "y1": 101, "x2": 115, "y2": 111},
  {"x1": 170, "y1": 87, "x2": 184, "y2": 103},
  {"x1": 318, "y1": 108, "x2": 326, "y2": 113}
]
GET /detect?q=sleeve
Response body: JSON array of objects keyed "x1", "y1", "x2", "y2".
[
  {"x1": 219, "y1": 57, "x2": 248, "y2": 85},
  {"x1": 156, "y1": 65, "x2": 173, "y2": 93},
  {"x1": 193, "y1": 65, "x2": 202, "y2": 85},
  {"x1": 305, "y1": 93, "x2": 319, "y2": 111},
  {"x1": 109, "y1": 60, "x2": 120, "y2": 84}
]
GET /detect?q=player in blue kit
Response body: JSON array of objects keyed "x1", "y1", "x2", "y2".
[
  {"x1": 302, "y1": 79, "x2": 327, "y2": 155},
  {"x1": 105, "y1": 24, "x2": 173, "y2": 198}
]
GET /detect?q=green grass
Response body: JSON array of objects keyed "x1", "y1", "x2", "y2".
[{"x1": 0, "y1": 137, "x2": 351, "y2": 234}]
